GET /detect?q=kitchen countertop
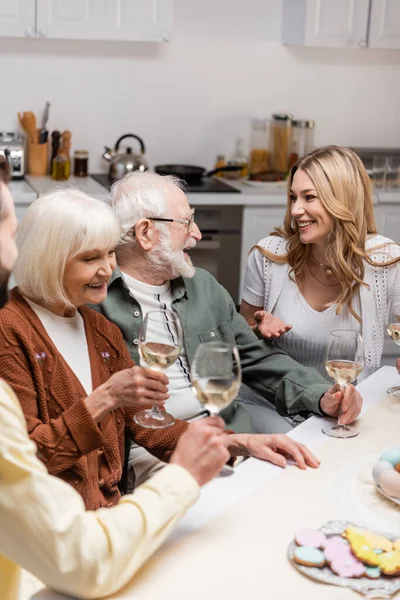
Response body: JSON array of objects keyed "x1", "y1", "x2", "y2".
[{"x1": 12, "y1": 175, "x2": 400, "y2": 207}]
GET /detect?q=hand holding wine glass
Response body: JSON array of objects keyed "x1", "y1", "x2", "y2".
[
  {"x1": 386, "y1": 299, "x2": 400, "y2": 397},
  {"x1": 322, "y1": 329, "x2": 364, "y2": 439},
  {"x1": 191, "y1": 342, "x2": 241, "y2": 416},
  {"x1": 134, "y1": 309, "x2": 183, "y2": 429}
]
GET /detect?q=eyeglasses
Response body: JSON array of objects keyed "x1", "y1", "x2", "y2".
[{"x1": 148, "y1": 214, "x2": 195, "y2": 233}]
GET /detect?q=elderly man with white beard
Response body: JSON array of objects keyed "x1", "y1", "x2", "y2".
[{"x1": 94, "y1": 171, "x2": 363, "y2": 489}]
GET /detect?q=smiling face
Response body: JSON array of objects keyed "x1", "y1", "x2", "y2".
[
  {"x1": 63, "y1": 247, "x2": 116, "y2": 308},
  {"x1": 152, "y1": 184, "x2": 202, "y2": 279},
  {"x1": 290, "y1": 169, "x2": 334, "y2": 247}
]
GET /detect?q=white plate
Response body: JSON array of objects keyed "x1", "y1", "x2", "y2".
[
  {"x1": 377, "y1": 484, "x2": 400, "y2": 506},
  {"x1": 241, "y1": 178, "x2": 287, "y2": 189}
]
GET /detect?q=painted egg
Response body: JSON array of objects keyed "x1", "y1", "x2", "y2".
[
  {"x1": 379, "y1": 470, "x2": 400, "y2": 499},
  {"x1": 380, "y1": 448, "x2": 400, "y2": 468},
  {"x1": 373, "y1": 460, "x2": 394, "y2": 485}
]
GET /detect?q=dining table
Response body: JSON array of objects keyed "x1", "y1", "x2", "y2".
[{"x1": 30, "y1": 365, "x2": 400, "y2": 600}]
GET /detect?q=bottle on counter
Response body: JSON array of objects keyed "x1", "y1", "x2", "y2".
[
  {"x1": 225, "y1": 138, "x2": 248, "y2": 179},
  {"x1": 271, "y1": 114, "x2": 292, "y2": 174},
  {"x1": 248, "y1": 118, "x2": 270, "y2": 179},
  {"x1": 49, "y1": 130, "x2": 61, "y2": 173},
  {"x1": 214, "y1": 154, "x2": 226, "y2": 177},
  {"x1": 51, "y1": 130, "x2": 71, "y2": 181},
  {"x1": 288, "y1": 120, "x2": 315, "y2": 168},
  {"x1": 73, "y1": 150, "x2": 89, "y2": 177}
]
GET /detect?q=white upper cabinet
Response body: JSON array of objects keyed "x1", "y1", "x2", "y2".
[
  {"x1": 369, "y1": 0, "x2": 400, "y2": 48},
  {"x1": 36, "y1": 0, "x2": 107, "y2": 40},
  {"x1": 282, "y1": 0, "x2": 400, "y2": 49},
  {"x1": 104, "y1": 0, "x2": 174, "y2": 42},
  {"x1": 0, "y1": 0, "x2": 174, "y2": 41},
  {"x1": 0, "y1": 0, "x2": 36, "y2": 38},
  {"x1": 282, "y1": 0, "x2": 370, "y2": 48}
]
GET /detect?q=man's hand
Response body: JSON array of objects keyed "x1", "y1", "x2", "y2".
[
  {"x1": 396, "y1": 358, "x2": 400, "y2": 374},
  {"x1": 170, "y1": 417, "x2": 230, "y2": 486},
  {"x1": 319, "y1": 383, "x2": 362, "y2": 425},
  {"x1": 253, "y1": 310, "x2": 292, "y2": 339},
  {"x1": 225, "y1": 433, "x2": 320, "y2": 470}
]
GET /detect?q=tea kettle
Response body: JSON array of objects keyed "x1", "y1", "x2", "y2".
[{"x1": 102, "y1": 134, "x2": 148, "y2": 180}]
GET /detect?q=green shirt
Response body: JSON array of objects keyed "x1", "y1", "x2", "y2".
[{"x1": 93, "y1": 267, "x2": 329, "y2": 419}]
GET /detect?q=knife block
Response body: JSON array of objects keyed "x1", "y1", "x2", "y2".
[{"x1": 28, "y1": 133, "x2": 49, "y2": 176}]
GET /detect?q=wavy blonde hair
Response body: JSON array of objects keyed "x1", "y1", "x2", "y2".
[{"x1": 256, "y1": 145, "x2": 400, "y2": 321}]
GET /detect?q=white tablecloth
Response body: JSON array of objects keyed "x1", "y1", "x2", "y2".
[{"x1": 31, "y1": 366, "x2": 400, "y2": 600}]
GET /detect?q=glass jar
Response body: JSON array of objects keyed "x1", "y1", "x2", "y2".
[
  {"x1": 225, "y1": 138, "x2": 248, "y2": 179},
  {"x1": 271, "y1": 114, "x2": 292, "y2": 173},
  {"x1": 289, "y1": 120, "x2": 315, "y2": 168},
  {"x1": 249, "y1": 118, "x2": 270, "y2": 178},
  {"x1": 73, "y1": 150, "x2": 89, "y2": 177}
]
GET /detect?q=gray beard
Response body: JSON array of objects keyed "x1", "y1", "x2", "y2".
[{"x1": 149, "y1": 233, "x2": 196, "y2": 281}]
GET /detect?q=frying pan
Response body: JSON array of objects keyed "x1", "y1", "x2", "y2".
[{"x1": 154, "y1": 163, "x2": 242, "y2": 183}]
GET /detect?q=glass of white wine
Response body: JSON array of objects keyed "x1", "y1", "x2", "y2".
[
  {"x1": 386, "y1": 299, "x2": 400, "y2": 397},
  {"x1": 133, "y1": 309, "x2": 182, "y2": 429},
  {"x1": 322, "y1": 329, "x2": 364, "y2": 439},
  {"x1": 191, "y1": 342, "x2": 241, "y2": 416}
]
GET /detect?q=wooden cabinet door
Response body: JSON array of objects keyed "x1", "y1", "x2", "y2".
[{"x1": 0, "y1": 0, "x2": 35, "y2": 38}]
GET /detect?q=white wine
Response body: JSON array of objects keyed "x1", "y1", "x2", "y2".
[
  {"x1": 140, "y1": 342, "x2": 180, "y2": 370},
  {"x1": 192, "y1": 377, "x2": 240, "y2": 414},
  {"x1": 387, "y1": 323, "x2": 400, "y2": 346},
  {"x1": 325, "y1": 360, "x2": 363, "y2": 385}
]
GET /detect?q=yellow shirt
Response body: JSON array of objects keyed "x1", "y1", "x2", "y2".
[{"x1": 0, "y1": 380, "x2": 199, "y2": 600}]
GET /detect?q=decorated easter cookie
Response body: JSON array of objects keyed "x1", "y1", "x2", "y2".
[
  {"x1": 393, "y1": 539, "x2": 400, "y2": 552},
  {"x1": 361, "y1": 531, "x2": 393, "y2": 552},
  {"x1": 324, "y1": 536, "x2": 365, "y2": 578},
  {"x1": 343, "y1": 530, "x2": 381, "y2": 567},
  {"x1": 377, "y1": 550, "x2": 400, "y2": 576},
  {"x1": 293, "y1": 546, "x2": 326, "y2": 568},
  {"x1": 294, "y1": 528, "x2": 326, "y2": 549},
  {"x1": 365, "y1": 566, "x2": 381, "y2": 579}
]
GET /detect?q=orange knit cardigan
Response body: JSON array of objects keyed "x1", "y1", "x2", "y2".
[{"x1": 0, "y1": 289, "x2": 188, "y2": 510}]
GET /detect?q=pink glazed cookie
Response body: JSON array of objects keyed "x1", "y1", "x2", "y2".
[{"x1": 294, "y1": 528, "x2": 327, "y2": 549}]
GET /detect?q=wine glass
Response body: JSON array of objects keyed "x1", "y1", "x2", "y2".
[
  {"x1": 133, "y1": 309, "x2": 183, "y2": 429},
  {"x1": 386, "y1": 299, "x2": 400, "y2": 397},
  {"x1": 322, "y1": 329, "x2": 364, "y2": 439},
  {"x1": 190, "y1": 342, "x2": 241, "y2": 416}
]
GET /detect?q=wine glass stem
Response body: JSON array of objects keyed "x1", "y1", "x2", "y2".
[
  {"x1": 149, "y1": 405, "x2": 166, "y2": 420},
  {"x1": 337, "y1": 384, "x2": 346, "y2": 427}
]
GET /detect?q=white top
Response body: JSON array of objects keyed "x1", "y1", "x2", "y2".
[
  {"x1": 243, "y1": 247, "x2": 361, "y2": 379},
  {"x1": 242, "y1": 234, "x2": 400, "y2": 370},
  {"x1": 25, "y1": 297, "x2": 92, "y2": 395},
  {"x1": 122, "y1": 272, "x2": 203, "y2": 420}
]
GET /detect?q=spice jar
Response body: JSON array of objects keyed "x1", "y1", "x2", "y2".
[
  {"x1": 249, "y1": 118, "x2": 270, "y2": 178},
  {"x1": 288, "y1": 120, "x2": 315, "y2": 168},
  {"x1": 73, "y1": 150, "x2": 89, "y2": 177},
  {"x1": 271, "y1": 114, "x2": 291, "y2": 173}
]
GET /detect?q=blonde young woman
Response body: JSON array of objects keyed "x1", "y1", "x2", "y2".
[{"x1": 240, "y1": 146, "x2": 400, "y2": 384}]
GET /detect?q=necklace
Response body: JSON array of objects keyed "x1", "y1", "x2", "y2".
[
  {"x1": 307, "y1": 263, "x2": 341, "y2": 288},
  {"x1": 309, "y1": 253, "x2": 333, "y2": 277}
]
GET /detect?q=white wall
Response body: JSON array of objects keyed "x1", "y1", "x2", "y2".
[{"x1": 0, "y1": 0, "x2": 399, "y2": 172}]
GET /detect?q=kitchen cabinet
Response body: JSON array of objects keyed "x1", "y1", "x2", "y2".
[
  {"x1": 282, "y1": 0, "x2": 400, "y2": 49},
  {"x1": 0, "y1": 0, "x2": 173, "y2": 42},
  {"x1": 0, "y1": 0, "x2": 36, "y2": 38}
]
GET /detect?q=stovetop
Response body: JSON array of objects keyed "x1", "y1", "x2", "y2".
[{"x1": 90, "y1": 173, "x2": 240, "y2": 193}]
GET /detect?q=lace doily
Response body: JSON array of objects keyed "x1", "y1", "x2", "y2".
[{"x1": 329, "y1": 454, "x2": 400, "y2": 537}]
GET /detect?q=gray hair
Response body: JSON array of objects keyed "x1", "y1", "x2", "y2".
[
  {"x1": 110, "y1": 171, "x2": 186, "y2": 245},
  {"x1": 15, "y1": 189, "x2": 120, "y2": 308}
]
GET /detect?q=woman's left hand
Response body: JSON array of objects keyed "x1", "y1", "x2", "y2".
[{"x1": 319, "y1": 383, "x2": 363, "y2": 424}]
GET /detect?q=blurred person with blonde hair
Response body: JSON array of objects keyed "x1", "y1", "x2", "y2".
[{"x1": 240, "y1": 145, "x2": 400, "y2": 431}]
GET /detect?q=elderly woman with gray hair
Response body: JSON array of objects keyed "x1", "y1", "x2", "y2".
[{"x1": 0, "y1": 189, "x2": 230, "y2": 511}]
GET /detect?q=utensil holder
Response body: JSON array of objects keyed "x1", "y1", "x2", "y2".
[{"x1": 28, "y1": 134, "x2": 49, "y2": 176}]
